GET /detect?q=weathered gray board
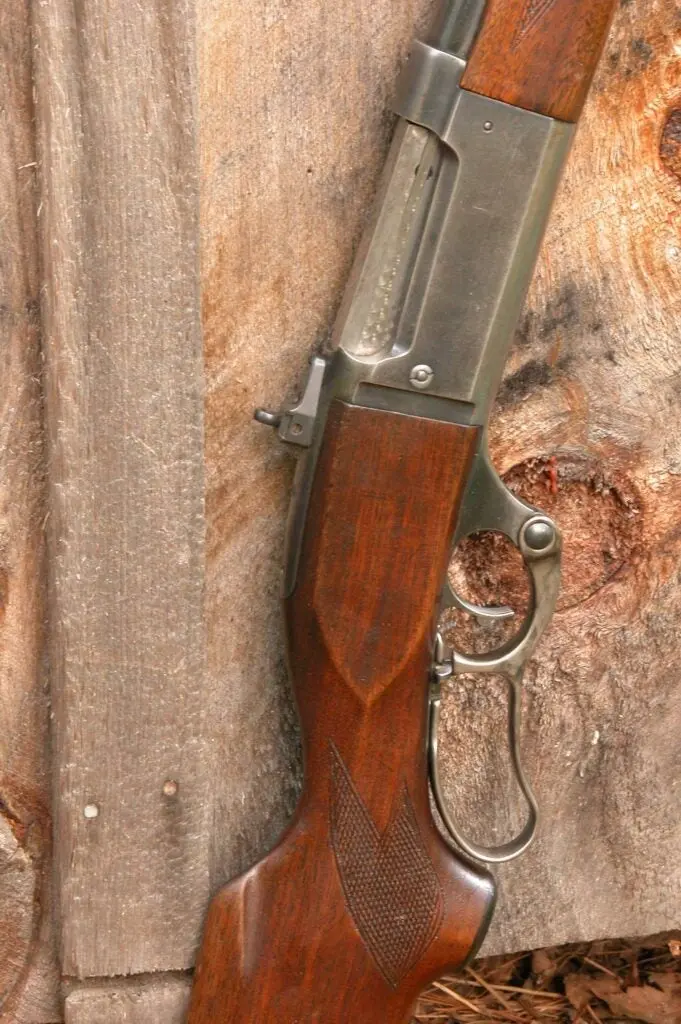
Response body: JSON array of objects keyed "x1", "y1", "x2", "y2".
[
  {"x1": 201, "y1": 0, "x2": 681, "y2": 956},
  {"x1": 34, "y1": 0, "x2": 210, "y2": 992},
  {"x1": 64, "y1": 978, "x2": 190, "y2": 1024}
]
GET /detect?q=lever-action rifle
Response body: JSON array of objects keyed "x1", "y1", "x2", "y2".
[{"x1": 189, "y1": 0, "x2": 618, "y2": 1020}]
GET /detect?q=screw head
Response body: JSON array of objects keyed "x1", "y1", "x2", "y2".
[
  {"x1": 524, "y1": 519, "x2": 555, "y2": 552},
  {"x1": 409, "y1": 364, "x2": 435, "y2": 390}
]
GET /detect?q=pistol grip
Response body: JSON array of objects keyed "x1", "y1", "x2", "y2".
[{"x1": 188, "y1": 402, "x2": 495, "y2": 1023}]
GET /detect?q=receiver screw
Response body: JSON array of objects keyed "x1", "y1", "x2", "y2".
[
  {"x1": 410, "y1": 364, "x2": 434, "y2": 390},
  {"x1": 524, "y1": 520, "x2": 555, "y2": 552}
]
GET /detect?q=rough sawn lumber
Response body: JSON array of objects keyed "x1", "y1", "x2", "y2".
[{"x1": 35, "y1": 0, "x2": 210, "y2": 983}]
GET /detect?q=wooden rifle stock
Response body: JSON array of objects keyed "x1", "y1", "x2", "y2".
[
  {"x1": 189, "y1": 1, "x2": 619, "y2": 1020},
  {"x1": 188, "y1": 405, "x2": 493, "y2": 1022}
]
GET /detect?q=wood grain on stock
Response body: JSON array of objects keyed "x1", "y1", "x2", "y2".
[
  {"x1": 189, "y1": 402, "x2": 494, "y2": 1023},
  {"x1": 461, "y1": 0, "x2": 618, "y2": 121}
]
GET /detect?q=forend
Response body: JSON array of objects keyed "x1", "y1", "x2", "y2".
[
  {"x1": 189, "y1": 1, "x2": 618, "y2": 1022},
  {"x1": 460, "y1": 0, "x2": 619, "y2": 122}
]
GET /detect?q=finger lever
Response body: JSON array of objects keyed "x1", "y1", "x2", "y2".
[{"x1": 429, "y1": 448, "x2": 562, "y2": 865}]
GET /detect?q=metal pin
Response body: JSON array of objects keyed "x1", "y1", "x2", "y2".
[{"x1": 409, "y1": 364, "x2": 435, "y2": 389}]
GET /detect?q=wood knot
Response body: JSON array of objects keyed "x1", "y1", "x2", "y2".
[
  {"x1": 0, "y1": 801, "x2": 40, "y2": 1012},
  {"x1": 660, "y1": 110, "x2": 681, "y2": 182},
  {"x1": 448, "y1": 455, "x2": 643, "y2": 639}
]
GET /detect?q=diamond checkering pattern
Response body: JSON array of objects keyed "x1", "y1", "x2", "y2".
[{"x1": 329, "y1": 744, "x2": 444, "y2": 987}]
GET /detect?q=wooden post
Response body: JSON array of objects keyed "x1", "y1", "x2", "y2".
[{"x1": 34, "y1": 0, "x2": 209, "y2": 1013}]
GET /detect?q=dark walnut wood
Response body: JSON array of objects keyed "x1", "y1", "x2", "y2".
[
  {"x1": 461, "y1": 0, "x2": 618, "y2": 122},
  {"x1": 188, "y1": 402, "x2": 494, "y2": 1023}
]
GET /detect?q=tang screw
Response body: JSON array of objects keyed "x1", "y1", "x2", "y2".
[{"x1": 410, "y1": 364, "x2": 434, "y2": 390}]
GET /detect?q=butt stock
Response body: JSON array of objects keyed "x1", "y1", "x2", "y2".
[{"x1": 187, "y1": 403, "x2": 495, "y2": 1023}]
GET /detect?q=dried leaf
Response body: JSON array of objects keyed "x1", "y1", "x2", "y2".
[
  {"x1": 568, "y1": 975, "x2": 681, "y2": 1024},
  {"x1": 532, "y1": 947, "x2": 558, "y2": 986},
  {"x1": 565, "y1": 972, "x2": 596, "y2": 1011},
  {"x1": 415, "y1": 935, "x2": 681, "y2": 1024}
]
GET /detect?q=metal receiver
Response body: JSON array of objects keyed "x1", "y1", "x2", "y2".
[{"x1": 256, "y1": 9, "x2": 570, "y2": 864}]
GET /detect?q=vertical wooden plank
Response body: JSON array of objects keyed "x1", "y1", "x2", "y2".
[
  {"x1": 64, "y1": 978, "x2": 189, "y2": 1024},
  {"x1": 34, "y1": 0, "x2": 209, "y2": 980},
  {"x1": 0, "y1": 2, "x2": 60, "y2": 1021},
  {"x1": 199, "y1": 0, "x2": 436, "y2": 894}
]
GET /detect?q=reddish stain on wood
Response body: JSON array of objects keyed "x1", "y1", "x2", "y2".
[
  {"x1": 660, "y1": 110, "x2": 681, "y2": 181},
  {"x1": 188, "y1": 402, "x2": 494, "y2": 1023},
  {"x1": 461, "y1": 0, "x2": 619, "y2": 121}
]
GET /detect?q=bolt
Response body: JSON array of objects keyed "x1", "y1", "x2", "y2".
[
  {"x1": 409, "y1": 364, "x2": 435, "y2": 390},
  {"x1": 524, "y1": 520, "x2": 555, "y2": 552}
]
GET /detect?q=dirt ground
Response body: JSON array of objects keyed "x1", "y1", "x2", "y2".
[{"x1": 414, "y1": 933, "x2": 681, "y2": 1024}]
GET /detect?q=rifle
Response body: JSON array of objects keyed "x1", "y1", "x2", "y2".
[{"x1": 189, "y1": 0, "x2": 618, "y2": 1020}]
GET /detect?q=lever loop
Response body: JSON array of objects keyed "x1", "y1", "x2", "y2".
[
  {"x1": 429, "y1": 445, "x2": 562, "y2": 864},
  {"x1": 429, "y1": 668, "x2": 538, "y2": 864}
]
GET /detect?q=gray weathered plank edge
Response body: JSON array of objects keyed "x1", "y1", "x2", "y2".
[
  {"x1": 64, "y1": 976, "x2": 190, "y2": 1024},
  {"x1": 34, "y1": 0, "x2": 210, "y2": 978}
]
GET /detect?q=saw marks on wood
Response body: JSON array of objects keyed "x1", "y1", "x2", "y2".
[
  {"x1": 35, "y1": 0, "x2": 210, "y2": 982},
  {"x1": 64, "y1": 976, "x2": 190, "y2": 1024}
]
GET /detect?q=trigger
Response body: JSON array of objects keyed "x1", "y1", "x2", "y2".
[{"x1": 442, "y1": 581, "x2": 515, "y2": 624}]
